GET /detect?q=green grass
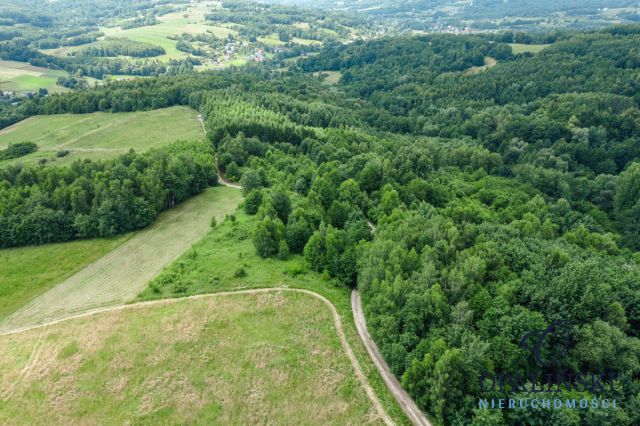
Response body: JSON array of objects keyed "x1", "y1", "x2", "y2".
[
  {"x1": 0, "y1": 60, "x2": 68, "y2": 94},
  {"x1": 0, "y1": 106, "x2": 203, "y2": 166},
  {"x1": 258, "y1": 34, "x2": 285, "y2": 46},
  {"x1": 509, "y1": 43, "x2": 549, "y2": 54},
  {"x1": 0, "y1": 235, "x2": 130, "y2": 321},
  {"x1": 313, "y1": 71, "x2": 342, "y2": 84},
  {"x1": 0, "y1": 187, "x2": 243, "y2": 332},
  {"x1": 101, "y1": 9, "x2": 236, "y2": 62},
  {"x1": 464, "y1": 56, "x2": 498, "y2": 75},
  {"x1": 139, "y1": 210, "x2": 411, "y2": 425},
  {"x1": 291, "y1": 37, "x2": 322, "y2": 46},
  {"x1": 0, "y1": 292, "x2": 381, "y2": 424},
  {"x1": 45, "y1": 3, "x2": 238, "y2": 64}
]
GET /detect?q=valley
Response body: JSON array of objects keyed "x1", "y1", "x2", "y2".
[{"x1": 0, "y1": 1, "x2": 639, "y2": 425}]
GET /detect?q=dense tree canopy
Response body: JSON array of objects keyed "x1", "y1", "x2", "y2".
[{"x1": 0, "y1": 23, "x2": 639, "y2": 425}]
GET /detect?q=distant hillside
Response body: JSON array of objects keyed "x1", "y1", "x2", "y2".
[{"x1": 266, "y1": 0, "x2": 640, "y2": 30}]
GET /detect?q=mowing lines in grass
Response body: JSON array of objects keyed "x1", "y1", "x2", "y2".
[
  {"x1": 0, "y1": 106, "x2": 204, "y2": 166},
  {"x1": 0, "y1": 186, "x2": 242, "y2": 334}
]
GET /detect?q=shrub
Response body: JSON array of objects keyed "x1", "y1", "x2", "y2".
[
  {"x1": 277, "y1": 239, "x2": 290, "y2": 260},
  {"x1": 0, "y1": 141, "x2": 37, "y2": 160},
  {"x1": 225, "y1": 161, "x2": 241, "y2": 181},
  {"x1": 244, "y1": 189, "x2": 263, "y2": 215},
  {"x1": 233, "y1": 267, "x2": 247, "y2": 278}
]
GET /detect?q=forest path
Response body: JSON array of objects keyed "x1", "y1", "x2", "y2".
[
  {"x1": 0, "y1": 186, "x2": 242, "y2": 334},
  {"x1": 198, "y1": 113, "x2": 242, "y2": 189},
  {"x1": 352, "y1": 290, "x2": 432, "y2": 426},
  {"x1": 0, "y1": 288, "x2": 394, "y2": 425}
]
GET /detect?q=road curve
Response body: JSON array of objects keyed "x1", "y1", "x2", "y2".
[
  {"x1": 352, "y1": 290, "x2": 432, "y2": 426},
  {"x1": 198, "y1": 113, "x2": 242, "y2": 190},
  {"x1": 0, "y1": 287, "x2": 394, "y2": 426},
  {"x1": 215, "y1": 157, "x2": 242, "y2": 189}
]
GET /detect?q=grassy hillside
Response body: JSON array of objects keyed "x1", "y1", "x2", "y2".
[
  {"x1": 0, "y1": 292, "x2": 382, "y2": 424},
  {"x1": 0, "y1": 186, "x2": 242, "y2": 331},
  {"x1": 137, "y1": 210, "x2": 410, "y2": 424},
  {"x1": 0, "y1": 236, "x2": 131, "y2": 321},
  {"x1": 101, "y1": 8, "x2": 229, "y2": 62},
  {"x1": 508, "y1": 43, "x2": 549, "y2": 54},
  {"x1": 0, "y1": 106, "x2": 203, "y2": 166},
  {"x1": 0, "y1": 60, "x2": 69, "y2": 94}
]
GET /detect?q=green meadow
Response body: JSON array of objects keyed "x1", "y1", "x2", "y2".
[
  {"x1": 0, "y1": 60, "x2": 69, "y2": 94},
  {"x1": 0, "y1": 106, "x2": 204, "y2": 166}
]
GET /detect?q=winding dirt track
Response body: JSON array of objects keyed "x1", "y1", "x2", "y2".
[
  {"x1": 2, "y1": 115, "x2": 428, "y2": 425},
  {"x1": 0, "y1": 288, "x2": 394, "y2": 426},
  {"x1": 198, "y1": 113, "x2": 242, "y2": 190},
  {"x1": 352, "y1": 291, "x2": 432, "y2": 426}
]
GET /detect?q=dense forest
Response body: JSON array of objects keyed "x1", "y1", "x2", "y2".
[
  {"x1": 0, "y1": 24, "x2": 639, "y2": 425},
  {"x1": 0, "y1": 141, "x2": 216, "y2": 247}
]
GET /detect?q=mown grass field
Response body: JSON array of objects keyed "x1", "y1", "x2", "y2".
[
  {"x1": 313, "y1": 70, "x2": 342, "y2": 84},
  {"x1": 0, "y1": 106, "x2": 203, "y2": 166},
  {"x1": 42, "y1": 2, "x2": 236, "y2": 65},
  {"x1": 0, "y1": 60, "x2": 69, "y2": 94},
  {"x1": 0, "y1": 187, "x2": 242, "y2": 333},
  {"x1": 0, "y1": 292, "x2": 381, "y2": 424},
  {"x1": 0, "y1": 236, "x2": 131, "y2": 322},
  {"x1": 509, "y1": 43, "x2": 549, "y2": 54},
  {"x1": 139, "y1": 210, "x2": 410, "y2": 424},
  {"x1": 101, "y1": 8, "x2": 236, "y2": 62}
]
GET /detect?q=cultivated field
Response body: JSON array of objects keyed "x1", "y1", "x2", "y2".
[
  {"x1": 0, "y1": 106, "x2": 203, "y2": 166},
  {"x1": 0, "y1": 236, "x2": 131, "y2": 322},
  {"x1": 0, "y1": 60, "x2": 68, "y2": 94},
  {"x1": 0, "y1": 187, "x2": 242, "y2": 334},
  {"x1": 0, "y1": 292, "x2": 382, "y2": 424}
]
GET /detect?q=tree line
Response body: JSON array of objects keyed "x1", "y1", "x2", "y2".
[{"x1": 0, "y1": 140, "x2": 216, "y2": 248}]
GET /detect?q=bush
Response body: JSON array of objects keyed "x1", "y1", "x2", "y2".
[
  {"x1": 56, "y1": 150, "x2": 70, "y2": 158},
  {"x1": 244, "y1": 189, "x2": 263, "y2": 215},
  {"x1": 210, "y1": 216, "x2": 217, "y2": 228},
  {"x1": 225, "y1": 161, "x2": 241, "y2": 181},
  {"x1": 284, "y1": 264, "x2": 307, "y2": 277},
  {"x1": 233, "y1": 267, "x2": 247, "y2": 278},
  {"x1": 252, "y1": 216, "x2": 285, "y2": 258},
  {"x1": 277, "y1": 239, "x2": 290, "y2": 260},
  {"x1": 0, "y1": 141, "x2": 37, "y2": 160}
]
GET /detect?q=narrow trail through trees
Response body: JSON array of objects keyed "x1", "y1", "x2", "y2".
[{"x1": 198, "y1": 113, "x2": 242, "y2": 189}]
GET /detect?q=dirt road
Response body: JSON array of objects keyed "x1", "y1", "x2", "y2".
[
  {"x1": 198, "y1": 113, "x2": 242, "y2": 190},
  {"x1": 352, "y1": 290, "x2": 432, "y2": 426}
]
